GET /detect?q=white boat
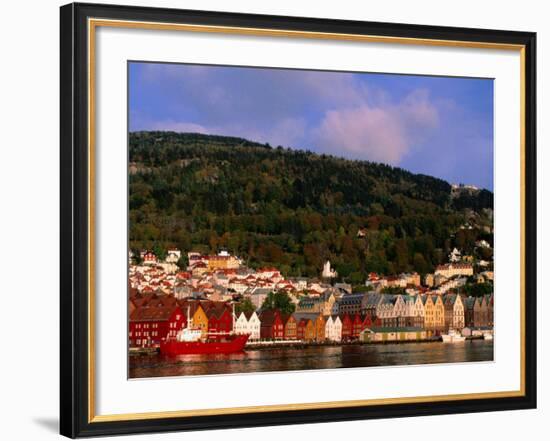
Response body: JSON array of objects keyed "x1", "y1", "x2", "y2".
[
  {"x1": 483, "y1": 332, "x2": 493, "y2": 340},
  {"x1": 441, "y1": 329, "x2": 466, "y2": 343}
]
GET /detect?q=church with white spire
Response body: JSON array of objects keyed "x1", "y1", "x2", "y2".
[{"x1": 322, "y1": 260, "x2": 337, "y2": 279}]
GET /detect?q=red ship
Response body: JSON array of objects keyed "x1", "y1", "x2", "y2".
[
  {"x1": 159, "y1": 305, "x2": 249, "y2": 356},
  {"x1": 160, "y1": 333, "x2": 249, "y2": 356}
]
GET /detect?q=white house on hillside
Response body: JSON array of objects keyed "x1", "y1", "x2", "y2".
[
  {"x1": 449, "y1": 247, "x2": 462, "y2": 263},
  {"x1": 165, "y1": 248, "x2": 181, "y2": 264}
]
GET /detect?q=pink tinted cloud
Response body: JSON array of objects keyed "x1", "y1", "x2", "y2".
[
  {"x1": 400, "y1": 89, "x2": 439, "y2": 129},
  {"x1": 312, "y1": 89, "x2": 439, "y2": 164},
  {"x1": 313, "y1": 106, "x2": 408, "y2": 164}
]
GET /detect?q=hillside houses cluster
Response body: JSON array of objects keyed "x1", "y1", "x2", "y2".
[
  {"x1": 129, "y1": 251, "x2": 339, "y2": 306},
  {"x1": 129, "y1": 249, "x2": 493, "y2": 348}
]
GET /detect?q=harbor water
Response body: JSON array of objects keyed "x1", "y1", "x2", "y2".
[{"x1": 129, "y1": 339, "x2": 493, "y2": 378}]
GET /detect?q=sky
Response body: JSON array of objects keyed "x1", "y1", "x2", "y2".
[{"x1": 129, "y1": 62, "x2": 494, "y2": 191}]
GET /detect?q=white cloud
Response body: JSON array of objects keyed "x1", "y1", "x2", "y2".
[{"x1": 149, "y1": 121, "x2": 210, "y2": 133}]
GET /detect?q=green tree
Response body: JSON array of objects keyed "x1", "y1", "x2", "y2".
[
  {"x1": 462, "y1": 282, "x2": 493, "y2": 297},
  {"x1": 261, "y1": 291, "x2": 296, "y2": 315},
  {"x1": 176, "y1": 254, "x2": 188, "y2": 270},
  {"x1": 348, "y1": 271, "x2": 364, "y2": 285},
  {"x1": 152, "y1": 244, "x2": 166, "y2": 261},
  {"x1": 413, "y1": 252, "x2": 430, "y2": 275},
  {"x1": 235, "y1": 297, "x2": 256, "y2": 315},
  {"x1": 131, "y1": 248, "x2": 143, "y2": 265}
]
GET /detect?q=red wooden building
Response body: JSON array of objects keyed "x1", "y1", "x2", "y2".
[
  {"x1": 129, "y1": 305, "x2": 185, "y2": 348},
  {"x1": 361, "y1": 314, "x2": 373, "y2": 331},
  {"x1": 340, "y1": 314, "x2": 353, "y2": 341},
  {"x1": 206, "y1": 304, "x2": 234, "y2": 337},
  {"x1": 351, "y1": 314, "x2": 363, "y2": 339},
  {"x1": 296, "y1": 318, "x2": 307, "y2": 341},
  {"x1": 259, "y1": 309, "x2": 284, "y2": 340}
]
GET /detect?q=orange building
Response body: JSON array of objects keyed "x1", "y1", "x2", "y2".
[
  {"x1": 297, "y1": 318, "x2": 315, "y2": 341},
  {"x1": 314, "y1": 315, "x2": 326, "y2": 342},
  {"x1": 283, "y1": 315, "x2": 298, "y2": 340}
]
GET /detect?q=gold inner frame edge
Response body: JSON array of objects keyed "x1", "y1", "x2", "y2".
[{"x1": 87, "y1": 17, "x2": 527, "y2": 424}]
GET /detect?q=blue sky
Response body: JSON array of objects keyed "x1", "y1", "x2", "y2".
[{"x1": 129, "y1": 62, "x2": 494, "y2": 190}]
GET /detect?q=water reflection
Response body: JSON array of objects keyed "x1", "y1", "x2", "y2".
[{"x1": 129, "y1": 340, "x2": 493, "y2": 378}]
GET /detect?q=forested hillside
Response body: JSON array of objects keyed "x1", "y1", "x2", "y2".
[{"x1": 129, "y1": 131, "x2": 493, "y2": 280}]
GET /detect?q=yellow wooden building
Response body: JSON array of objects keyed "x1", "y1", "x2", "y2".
[
  {"x1": 283, "y1": 315, "x2": 298, "y2": 340},
  {"x1": 433, "y1": 295, "x2": 446, "y2": 332},
  {"x1": 192, "y1": 304, "x2": 209, "y2": 337}
]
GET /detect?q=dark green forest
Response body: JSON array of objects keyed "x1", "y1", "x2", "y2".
[{"x1": 129, "y1": 131, "x2": 493, "y2": 280}]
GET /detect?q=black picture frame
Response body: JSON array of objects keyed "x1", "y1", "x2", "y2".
[{"x1": 60, "y1": 2, "x2": 537, "y2": 438}]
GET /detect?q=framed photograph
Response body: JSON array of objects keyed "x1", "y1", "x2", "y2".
[{"x1": 60, "y1": 2, "x2": 537, "y2": 438}]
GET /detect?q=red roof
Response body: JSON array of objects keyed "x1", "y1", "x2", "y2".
[
  {"x1": 206, "y1": 304, "x2": 232, "y2": 320},
  {"x1": 130, "y1": 305, "x2": 182, "y2": 322}
]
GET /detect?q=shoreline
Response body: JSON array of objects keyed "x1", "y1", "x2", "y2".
[{"x1": 129, "y1": 335, "x2": 487, "y2": 356}]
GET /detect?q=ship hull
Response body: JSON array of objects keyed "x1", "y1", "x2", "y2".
[
  {"x1": 441, "y1": 334, "x2": 466, "y2": 343},
  {"x1": 160, "y1": 334, "x2": 249, "y2": 356}
]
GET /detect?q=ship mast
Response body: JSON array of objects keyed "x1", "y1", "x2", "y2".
[{"x1": 232, "y1": 302, "x2": 238, "y2": 335}]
